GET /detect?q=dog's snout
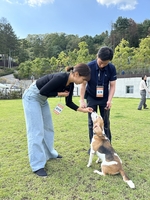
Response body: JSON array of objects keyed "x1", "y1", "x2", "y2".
[
  {"x1": 91, "y1": 112, "x2": 96, "y2": 116},
  {"x1": 91, "y1": 112, "x2": 95, "y2": 119},
  {"x1": 91, "y1": 112, "x2": 99, "y2": 121}
]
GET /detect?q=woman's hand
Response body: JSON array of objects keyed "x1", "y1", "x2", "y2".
[
  {"x1": 77, "y1": 107, "x2": 93, "y2": 113},
  {"x1": 58, "y1": 91, "x2": 69, "y2": 97}
]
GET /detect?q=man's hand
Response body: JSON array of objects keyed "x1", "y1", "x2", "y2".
[
  {"x1": 105, "y1": 101, "x2": 112, "y2": 110},
  {"x1": 79, "y1": 99, "x2": 87, "y2": 108}
]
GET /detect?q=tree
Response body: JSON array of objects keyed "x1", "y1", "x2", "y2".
[
  {"x1": 127, "y1": 18, "x2": 139, "y2": 47},
  {"x1": 57, "y1": 51, "x2": 69, "y2": 70},
  {"x1": 67, "y1": 49, "x2": 78, "y2": 66},
  {"x1": 17, "y1": 61, "x2": 32, "y2": 79},
  {"x1": 80, "y1": 35, "x2": 95, "y2": 54},
  {"x1": 113, "y1": 39, "x2": 135, "y2": 74},
  {"x1": 43, "y1": 33, "x2": 67, "y2": 58},
  {"x1": 137, "y1": 19, "x2": 150, "y2": 39},
  {"x1": 17, "y1": 39, "x2": 30, "y2": 63},
  {"x1": 110, "y1": 17, "x2": 130, "y2": 48},
  {"x1": 25, "y1": 34, "x2": 46, "y2": 59},
  {"x1": 93, "y1": 31, "x2": 109, "y2": 51},
  {"x1": 49, "y1": 56, "x2": 59, "y2": 72},
  {"x1": 132, "y1": 36, "x2": 150, "y2": 73},
  {"x1": 76, "y1": 41, "x2": 92, "y2": 64},
  {"x1": 65, "y1": 34, "x2": 80, "y2": 52},
  {"x1": 0, "y1": 17, "x2": 18, "y2": 67}
]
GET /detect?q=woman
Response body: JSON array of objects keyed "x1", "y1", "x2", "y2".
[
  {"x1": 138, "y1": 75, "x2": 150, "y2": 110},
  {"x1": 22, "y1": 63, "x2": 93, "y2": 177}
]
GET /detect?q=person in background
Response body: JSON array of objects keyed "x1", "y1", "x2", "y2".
[
  {"x1": 22, "y1": 63, "x2": 93, "y2": 177},
  {"x1": 138, "y1": 75, "x2": 150, "y2": 110},
  {"x1": 79, "y1": 46, "x2": 117, "y2": 154}
]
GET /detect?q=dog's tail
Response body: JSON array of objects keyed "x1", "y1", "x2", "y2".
[{"x1": 119, "y1": 169, "x2": 135, "y2": 189}]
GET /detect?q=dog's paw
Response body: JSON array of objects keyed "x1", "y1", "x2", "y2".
[
  {"x1": 87, "y1": 164, "x2": 91, "y2": 167},
  {"x1": 96, "y1": 158, "x2": 101, "y2": 163},
  {"x1": 93, "y1": 170, "x2": 98, "y2": 173},
  {"x1": 127, "y1": 180, "x2": 135, "y2": 189},
  {"x1": 93, "y1": 170, "x2": 104, "y2": 175}
]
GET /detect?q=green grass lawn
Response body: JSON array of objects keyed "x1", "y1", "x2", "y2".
[{"x1": 0, "y1": 97, "x2": 150, "y2": 200}]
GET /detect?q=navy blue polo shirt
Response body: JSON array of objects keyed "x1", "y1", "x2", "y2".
[{"x1": 85, "y1": 59, "x2": 117, "y2": 106}]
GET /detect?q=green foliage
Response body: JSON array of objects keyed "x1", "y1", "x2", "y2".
[
  {"x1": 1, "y1": 16, "x2": 150, "y2": 77},
  {"x1": 132, "y1": 37, "x2": 150, "y2": 73},
  {"x1": 113, "y1": 37, "x2": 150, "y2": 75},
  {"x1": 68, "y1": 49, "x2": 78, "y2": 66},
  {"x1": 0, "y1": 18, "x2": 18, "y2": 54},
  {"x1": 0, "y1": 90, "x2": 22, "y2": 99},
  {"x1": 16, "y1": 36, "x2": 150, "y2": 78},
  {"x1": 0, "y1": 18, "x2": 19, "y2": 68},
  {"x1": 137, "y1": 19, "x2": 150, "y2": 39},
  {"x1": 110, "y1": 17, "x2": 150, "y2": 49},
  {"x1": 113, "y1": 39, "x2": 133, "y2": 72},
  {"x1": 16, "y1": 61, "x2": 32, "y2": 79},
  {"x1": 57, "y1": 51, "x2": 69, "y2": 68},
  {"x1": 16, "y1": 41, "x2": 95, "y2": 78},
  {"x1": 49, "y1": 56, "x2": 59, "y2": 72},
  {"x1": 0, "y1": 98, "x2": 150, "y2": 199},
  {"x1": 0, "y1": 67, "x2": 15, "y2": 76},
  {"x1": 76, "y1": 41, "x2": 93, "y2": 64}
]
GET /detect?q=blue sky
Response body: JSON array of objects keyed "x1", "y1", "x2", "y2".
[{"x1": 0, "y1": 0, "x2": 150, "y2": 39}]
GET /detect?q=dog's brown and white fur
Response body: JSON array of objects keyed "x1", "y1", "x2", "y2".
[{"x1": 87, "y1": 112, "x2": 135, "y2": 189}]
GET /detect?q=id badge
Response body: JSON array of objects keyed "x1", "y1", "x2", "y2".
[
  {"x1": 96, "y1": 86, "x2": 104, "y2": 97},
  {"x1": 54, "y1": 103, "x2": 65, "y2": 115}
]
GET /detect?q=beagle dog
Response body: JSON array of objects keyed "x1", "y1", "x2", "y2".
[{"x1": 87, "y1": 112, "x2": 135, "y2": 189}]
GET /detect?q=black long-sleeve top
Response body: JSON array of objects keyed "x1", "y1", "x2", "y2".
[{"x1": 36, "y1": 72, "x2": 79, "y2": 111}]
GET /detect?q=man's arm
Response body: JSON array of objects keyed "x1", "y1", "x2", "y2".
[{"x1": 106, "y1": 80, "x2": 116, "y2": 109}]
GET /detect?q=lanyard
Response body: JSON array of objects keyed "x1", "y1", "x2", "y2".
[{"x1": 97, "y1": 69, "x2": 105, "y2": 86}]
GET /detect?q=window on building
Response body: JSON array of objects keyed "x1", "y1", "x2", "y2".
[{"x1": 126, "y1": 86, "x2": 134, "y2": 93}]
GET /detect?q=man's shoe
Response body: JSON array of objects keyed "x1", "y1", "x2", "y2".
[
  {"x1": 144, "y1": 107, "x2": 149, "y2": 109},
  {"x1": 138, "y1": 108, "x2": 141, "y2": 110},
  {"x1": 34, "y1": 168, "x2": 47, "y2": 177},
  {"x1": 57, "y1": 154, "x2": 62, "y2": 158}
]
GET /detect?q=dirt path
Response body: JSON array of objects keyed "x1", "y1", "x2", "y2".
[{"x1": 1, "y1": 74, "x2": 32, "y2": 89}]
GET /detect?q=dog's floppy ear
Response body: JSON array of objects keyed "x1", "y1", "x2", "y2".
[
  {"x1": 99, "y1": 118, "x2": 104, "y2": 130},
  {"x1": 96, "y1": 117, "x2": 104, "y2": 129},
  {"x1": 93, "y1": 125, "x2": 103, "y2": 136},
  {"x1": 93, "y1": 123, "x2": 99, "y2": 129}
]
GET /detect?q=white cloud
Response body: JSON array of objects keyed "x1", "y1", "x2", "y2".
[
  {"x1": 96, "y1": 0, "x2": 138, "y2": 10},
  {"x1": 4, "y1": 0, "x2": 54, "y2": 6},
  {"x1": 25, "y1": 0, "x2": 54, "y2": 7}
]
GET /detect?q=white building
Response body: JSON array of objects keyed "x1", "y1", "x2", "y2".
[
  {"x1": 114, "y1": 76, "x2": 150, "y2": 98},
  {"x1": 74, "y1": 76, "x2": 150, "y2": 98}
]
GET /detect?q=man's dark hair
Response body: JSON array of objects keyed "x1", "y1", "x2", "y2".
[{"x1": 97, "y1": 46, "x2": 113, "y2": 61}]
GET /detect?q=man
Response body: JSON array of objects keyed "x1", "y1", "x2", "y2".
[
  {"x1": 80, "y1": 46, "x2": 117, "y2": 152},
  {"x1": 138, "y1": 75, "x2": 150, "y2": 110}
]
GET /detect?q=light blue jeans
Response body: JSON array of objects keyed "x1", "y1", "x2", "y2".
[{"x1": 22, "y1": 82, "x2": 58, "y2": 172}]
